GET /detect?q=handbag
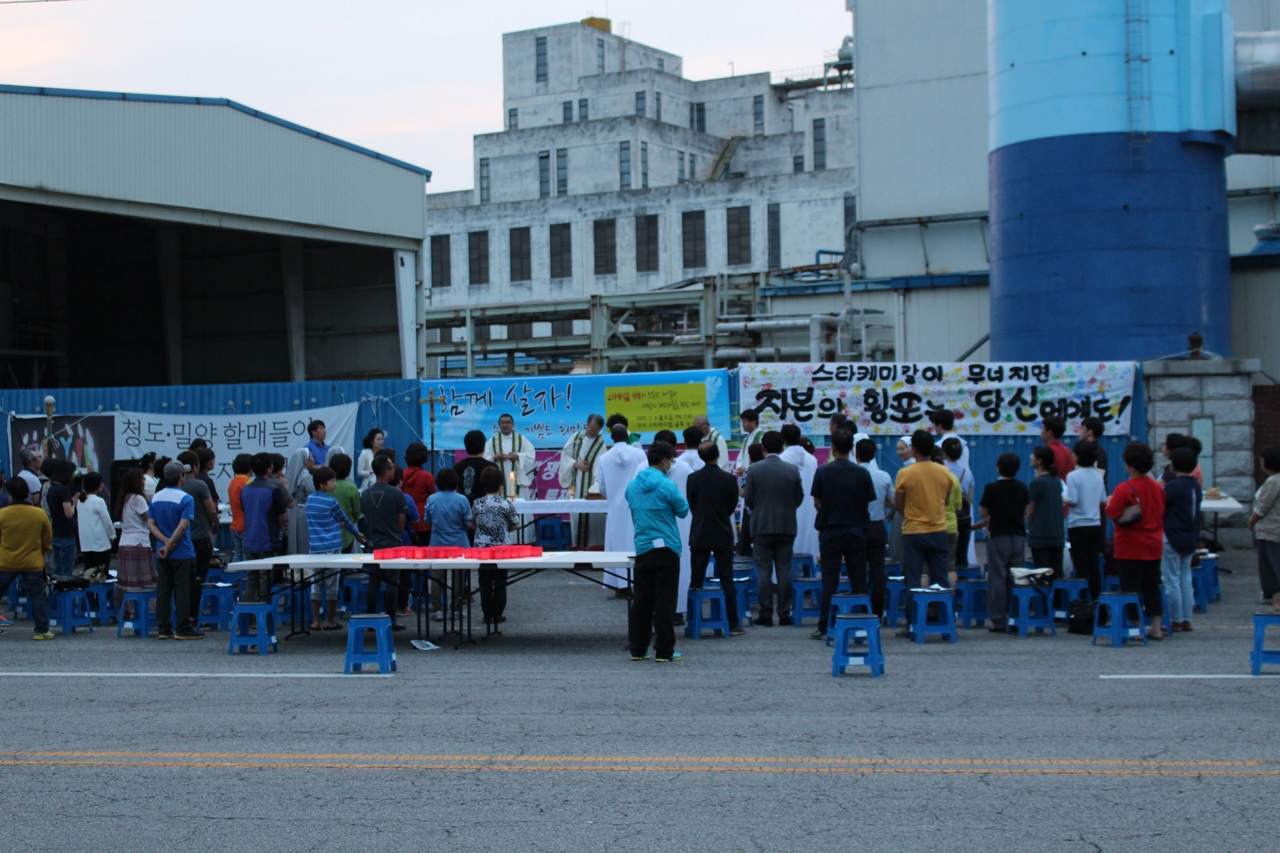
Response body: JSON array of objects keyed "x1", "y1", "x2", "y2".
[{"x1": 1115, "y1": 482, "x2": 1143, "y2": 527}]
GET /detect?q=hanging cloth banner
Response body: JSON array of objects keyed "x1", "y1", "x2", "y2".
[{"x1": 739, "y1": 361, "x2": 1137, "y2": 436}]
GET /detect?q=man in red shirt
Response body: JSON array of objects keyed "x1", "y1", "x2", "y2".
[{"x1": 1041, "y1": 417, "x2": 1075, "y2": 481}]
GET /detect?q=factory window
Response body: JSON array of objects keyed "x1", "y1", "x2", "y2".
[
  {"x1": 793, "y1": 154, "x2": 804, "y2": 174},
  {"x1": 635, "y1": 91, "x2": 646, "y2": 117},
  {"x1": 677, "y1": 151, "x2": 686, "y2": 183},
  {"x1": 556, "y1": 148, "x2": 568, "y2": 196},
  {"x1": 619, "y1": 141, "x2": 632, "y2": 190},
  {"x1": 596, "y1": 38, "x2": 605, "y2": 74},
  {"x1": 508, "y1": 108, "x2": 518, "y2": 130},
  {"x1": 640, "y1": 142, "x2": 649, "y2": 189},
  {"x1": 478, "y1": 158, "x2": 490, "y2": 204},
  {"x1": 727, "y1": 206, "x2": 752, "y2": 266},
  {"x1": 563, "y1": 101, "x2": 573, "y2": 123},
  {"x1": 682, "y1": 210, "x2": 706, "y2": 269},
  {"x1": 538, "y1": 150, "x2": 551, "y2": 198},
  {"x1": 549, "y1": 223, "x2": 572, "y2": 279},
  {"x1": 753, "y1": 95, "x2": 764, "y2": 135},
  {"x1": 657, "y1": 57, "x2": 665, "y2": 73},
  {"x1": 594, "y1": 219, "x2": 617, "y2": 275},
  {"x1": 767, "y1": 203, "x2": 781, "y2": 269},
  {"x1": 655, "y1": 92, "x2": 662, "y2": 122},
  {"x1": 636, "y1": 214, "x2": 659, "y2": 273},
  {"x1": 690, "y1": 102, "x2": 706, "y2": 132},
  {"x1": 552, "y1": 319, "x2": 574, "y2": 337},
  {"x1": 535, "y1": 36, "x2": 548, "y2": 82},
  {"x1": 688, "y1": 153, "x2": 696, "y2": 181},
  {"x1": 844, "y1": 194, "x2": 858, "y2": 265},
  {"x1": 468, "y1": 231, "x2": 490, "y2": 286},
  {"x1": 509, "y1": 227, "x2": 531, "y2": 282},
  {"x1": 507, "y1": 322, "x2": 532, "y2": 341},
  {"x1": 813, "y1": 118, "x2": 827, "y2": 171},
  {"x1": 430, "y1": 235, "x2": 451, "y2": 288},
  {"x1": 579, "y1": 98, "x2": 589, "y2": 122}
]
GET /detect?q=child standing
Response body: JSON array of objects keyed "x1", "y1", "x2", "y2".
[
  {"x1": 1026, "y1": 446, "x2": 1065, "y2": 579},
  {"x1": 974, "y1": 452, "x2": 1030, "y2": 633},
  {"x1": 1162, "y1": 447, "x2": 1202, "y2": 632},
  {"x1": 472, "y1": 466, "x2": 517, "y2": 627},
  {"x1": 76, "y1": 472, "x2": 116, "y2": 582},
  {"x1": 328, "y1": 454, "x2": 363, "y2": 553},
  {"x1": 305, "y1": 466, "x2": 364, "y2": 631}
]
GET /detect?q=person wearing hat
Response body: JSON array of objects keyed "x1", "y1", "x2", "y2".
[{"x1": 147, "y1": 460, "x2": 204, "y2": 640}]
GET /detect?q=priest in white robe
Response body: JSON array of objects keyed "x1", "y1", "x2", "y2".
[
  {"x1": 594, "y1": 424, "x2": 648, "y2": 592},
  {"x1": 484, "y1": 413, "x2": 537, "y2": 497},
  {"x1": 558, "y1": 414, "x2": 607, "y2": 548}
]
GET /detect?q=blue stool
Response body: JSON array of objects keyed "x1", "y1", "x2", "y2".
[
  {"x1": 1008, "y1": 586, "x2": 1055, "y2": 637},
  {"x1": 84, "y1": 581, "x2": 116, "y2": 626},
  {"x1": 341, "y1": 576, "x2": 369, "y2": 615},
  {"x1": 908, "y1": 589, "x2": 957, "y2": 644},
  {"x1": 1158, "y1": 585, "x2": 1174, "y2": 634},
  {"x1": 831, "y1": 614, "x2": 884, "y2": 677},
  {"x1": 535, "y1": 517, "x2": 570, "y2": 550},
  {"x1": 198, "y1": 584, "x2": 237, "y2": 631},
  {"x1": 826, "y1": 593, "x2": 874, "y2": 645},
  {"x1": 345, "y1": 613, "x2": 397, "y2": 674},
  {"x1": 705, "y1": 576, "x2": 752, "y2": 627},
  {"x1": 1051, "y1": 578, "x2": 1090, "y2": 621},
  {"x1": 1201, "y1": 554, "x2": 1221, "y2": 601},
  {"x1": 1092, "y1": 592, "x2": 1147, "y2": 647},
  {"x1": 792, "y1": 553, "x2": 817, "y2": 579},
  {"x1": 50, "y1": 589, "x2": 94, "y2": 635},
  {"x1": 228, "y1": 602, "x2": 278, "y2": 655},
  {"x1": 791, "y1": 577, "x2": 824, "y2": 626},
  {"x1": 883, "y1": 576, "x2": 906, "y2": 627},
  {"x1": 685, "y1": 588, "x2": 730, "y2": 638},
  {"x1": 1190, "y1": 565, "x2": 1211, "y2": 614},
  {"x1": 955, "y1": 579, "x2": 989, "y2": 628},
  {"x1": 955, "y1": 566, "x2": 982, "y2": 582},
  {"x1": 117, "y1": 590, "x2": 157, "y2": 637},
  {"x1": 1250, "y1": 613, "x2": 1280, "y2": 675}
]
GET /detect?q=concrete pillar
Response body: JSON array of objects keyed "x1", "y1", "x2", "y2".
[
  {"x1": 281, "y1": 236, "x2": 306, "y2": 382},
  {"x1": 157, "y1": 224, "x2": 183, "y2": 384}
]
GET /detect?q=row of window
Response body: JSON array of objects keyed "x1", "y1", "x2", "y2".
[
  {"x1": 430, "y1": 206, "x2": 764, "y2": 287},
  {"x1": 535, "y1": 35, "x2": 664, "y2": 82}
]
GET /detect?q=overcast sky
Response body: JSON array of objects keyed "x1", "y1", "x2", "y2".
[{"x1": 0, "y1": 0, "x2": 853, "y2": 192}]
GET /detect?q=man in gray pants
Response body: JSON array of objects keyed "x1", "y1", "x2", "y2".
[
  {"x1": 975, "y1": 452, "x2": 1030, "y2": 632},
  {"x1": 743, "y1": 430, "x2": 804, "y2": 626}
]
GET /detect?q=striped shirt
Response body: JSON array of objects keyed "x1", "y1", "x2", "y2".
[{"x1": 306, "y1": 492, "x2": 359, "y2": 554}]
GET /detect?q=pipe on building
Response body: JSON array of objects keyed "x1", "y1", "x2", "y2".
[
  {"x1": 1237, "y1": 31, "x2": 1280, "y2": 108},
  {"x1": 714, "y1": 346, "x2": 813, "y2": 360}
]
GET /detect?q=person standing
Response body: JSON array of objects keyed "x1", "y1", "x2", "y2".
[
  {"x1": 485, "y1": 414, "x2": 537, "y2": 498},
  {"x1": 0, "y1": 477, "x2": 54, "y2": 639},
  {"x1": 779, "y1": 424, "x2": 819, "y2": 563},
  {"x1": 147, "y1": 460, "x2": 204, "y2": 640},
  {"x1": 177, "y1": 450, "x2": 219, "y2": 616},
  {"x1": 1065, "y1": 441, "x2": 1107, "y2": 600},
  {"x1": 1041, "y1": 416, "x2": 1075, "y2": 481},
  {"x1": 76, "y1": 472, "x2": 115, "y2": 583},
  {"x1": 227, "y1": 453, "x2": 252, "y2": 564},
  {"x1": 734, "y1": 409, "x2": 764, "y2": 477},
  {"x1": 595, "y1": 423, "x2": 649, "y2": 595},
  {"x1": 44, "y1": 460, "x2": 77, "y2": 580},
  {"x1": 625, "y1": 441, "x2": 690, "y2": 662},
  {"x1": 974, "y1": 452, "x2": 1030, "y2": 633},
  {"x1": 240, "y1": 452, "x2": 290, "y2": 601},
  {"x1": 1249, "y1": 446, "x2": 1280, "y2": 610},
  {"x1": 893, "y1": 430, "x2": 953, "y2": 636},
  {"x1": 1162, "y1": 447, "x2": 1202, "y2": 632},
  {"x1": 854, "y1": 438, "x2": 894, "y2": 617},
  {"x1": 558, "y1": 414, "x2": 606, "y2": 547},
  {"x1": 693, "y1": 414, "x2": 733, "y2": 473},
  {"x1": 357, "y1": 428, "x2": 385, "y2": 490},
  {"x1": 304, "y1": 419, "x2": 329, "y2": 467},
  {"x1": 328, "y1": 453, "x2": 363, "y2": 553},
  {"x1": 1105, "y1": 442, "x2": 1167, "y2": 640},
  {"x1": 666, "y1": 427, "x2": 705, "y2": 625},
  {"x1": 687, "y1": 441, "x2": 744, "y2": 636},
  {"x1": 1027, "y1": 446, "x2": 1066, "y2": 578},
  {"x1": 941, "y1": 437, "x2": 975, "y2": 571},
  {"x1": 929, "y1": 409, "x2": 970, "y2": 474},
  {"x1": 402, "y1": 441, "x2": 437, "y2": 547},
  {"x1": 743, "y1": 431, "x2": 804, "y2": 626},
  {"x1": 455, "y1": 430, "x2": 499, "y2": 507},
  {"x1": 17, "y1": 447, "x2": 43, "y2": 506},
  {"x1": 361, "y1": 456, "x2": 407, "y2": 630},
  {"x1": 305, "y1": 465, "x2": 363, "y2": 630},
  {"x1": 810, "y1": 429, "x2": 876, "y2": 640},
  {"x1": 1077, "y1": 416, "x2": 1109, "y2": 475},
  {"x1": 471, "y1": 467, "x2": 517, "y2": 628}
]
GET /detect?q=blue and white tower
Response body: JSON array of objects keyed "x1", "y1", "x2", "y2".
[{"x1": 988, "y1": 0, "x2": 1236, "y2": 361}]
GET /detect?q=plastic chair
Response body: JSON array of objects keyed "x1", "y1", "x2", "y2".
[
  {"x1": 883, "y1": 576, "x2": 906, "y2": 627},
  {"x1": 826, "y1": 593, "x2": 873, "y2": 645},
  {"x1": 228, "y1": 602, "x2": 278, "y2": 655},
  {"x1": 1092, "y1": 592, "x2": 1147, "y2": 647},
  {"x1": 117, "y1": 590, "x2": 157, "y2": 638},
  {"x1": 49, "y1": 589, "x2": 94, "y2": 635},
  {"x1": 1250, "y1": 613, "x2": 1280, "y2": 675},
  {"x1": 792, "y1": 553, "x2": 817, "y2": 579},
  {"x1": 791, "y1": 577, "x2": 823, "y2": 626},
  {"x1": 955, "y1": 579, "x2": 989, "y2": 628},
  {"x1": 908, "y1": 589, "x2": 957, "y2": 644},
  {"x1": 536, "y1": 517, "x2": 570, "y2": 551},
  {"x1": 345, "y1": 613, "x2": 397, "y2": 674},
  {"x1": 1050, "y1": 578, "x2": 1090, "y2": 621},
  {"x1": 1008, "y1": 586, "x2": 1055, "y2": 637},
  {"x1": 84, "y1": 581, "x2": 116, "y2": 626},
  {"x1": 685, "y1": 588, "x2": 730, "y2": 639},
  {"x1": 198, "y1": 584, "x2": 237, "y2": 631},
  {"x1": 831, "y1": 614, "x2": 884, "y2": 677}
]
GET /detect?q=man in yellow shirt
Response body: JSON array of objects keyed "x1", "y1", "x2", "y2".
[
  {"x1": 0, "y1": 476, "x2": 54, "y2": 639},
  {"x1": 893, "y1": 431, "x2": 953, "y2": 635}
]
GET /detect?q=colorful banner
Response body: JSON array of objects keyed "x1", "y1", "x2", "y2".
[
  {"x1": 8, "y1": 414, "x2": 117, "y2": 478},
  {"x1": 115, "y1": 403, "x2": 358, "y2": 495},
  {"x1": 739, "y1": 362, "x2": 1137, "y2": 436},
  {"x1": 424, "y1": 369, "x2": 733, "y2": 449}
]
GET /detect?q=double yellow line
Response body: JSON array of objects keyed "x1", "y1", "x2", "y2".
[{"x1": 3, "y1": 752, "x2": 1277, "y2": 777}]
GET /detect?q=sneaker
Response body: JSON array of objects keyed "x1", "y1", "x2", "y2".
[
  {"x1": 809, "y1": 628, "x2": 827, "y2": 640},
  {"x1": 730, "y1": 627, "x2": 746, "y2": 636},
  {"x1": 430, "y1": 611, "x2": 444, "y2": 622},
  {"x1": 630, "y1": 653, "x2": 652, "y2": 661},
  {"x1": 157, "y1": 631, "x2": 176, "y2": 640},
  {"x1": 655, "y1": 651, "x2": 684, "y2": 662},
  {"x1": 32, "y1": 632, "x2": 55, "y2": 641},
  {"x1": 175, "y1": 630, "x2": 206, "y2": 641},
  {"x1": 0, "y1": 614, "x2": 12, "y2": 627}
]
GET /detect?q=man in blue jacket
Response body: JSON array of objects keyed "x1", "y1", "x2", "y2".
[{"x1": 626, "y1": 440, "x2": 690, "y2": 662}]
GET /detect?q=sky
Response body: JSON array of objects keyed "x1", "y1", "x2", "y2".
[{"x1": 0, "y1": 0, "x2": 853, "y2": 192}]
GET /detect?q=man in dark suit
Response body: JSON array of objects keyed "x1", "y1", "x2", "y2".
[
  {"x1": 687, "y1": 441, "x2": 745, "y2": 636},
  {"x1": 743, "y1": 430, "x2": 804, "y2": 626},
  {"x1": 810, "y1": 428, "x2": 877, "y2": 639}
]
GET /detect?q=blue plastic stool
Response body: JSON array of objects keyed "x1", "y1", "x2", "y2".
[
  {"x1": 117, "y1": 590, "x2": 157, "y2": 637},
  {"x1": 198, "y1": 584, "x2": 237, "y2": 631},
  {"x1": 685, "y1": 588, "x2": 730, "y2": 638},
  {"x1": 792, "y1": 553, "x2": 817, "y2": 580},
  {"x1": 535, "y1": 517, "x2": 570, "y2": 551},
  {"x1": 1051, "y1": 578, "x2": 1090, "y2": 621},
  {"x1": 1250, "y1": 613, "x2": 1280, "y2": 675},
  {"x1": 50, "y1": 589, "x2": 94, "y2": 635},
  {"x1": 705, "y1": 576, "x2": 752, "y2": 627},
  {"x1": 1092, "y1": 592, "x2": 1147, "y2": 647},
  {"x1": 345, "y1": 613, "x2": 397, "y2": 674},
  {"x1": 883, "y1": 576, "x2": 907, "y2": 626},
  {"x1": 826, "y1": 593, "x2": 874, "y2": 645},
  {"x1": 1008, "y1": 586, "x2": 1055, "y2": 637},
  {"x1": 791, "y1": 577, "x2": 823, "y2": 626},
  {"x1": 908, "y1": 589, "x2": 957, "y2": 644},
  {"x1": 228, "y1": 602, "x2": 278, "y2": 655},
  {"x1": 955, "y1": 579, "x2": 989, "y2": 628},
  {"x1": 1201, "y1": 553, "x2": 1221, "y2": 601},
  {"x1": 955, "y1": 566, "x2": 982, "y2": 582},
  {"x1": 832, "y1": 614, "x2": 884, "y2": 677},
  {"x1": 84, "y1": 581, "x2": 116, "y2": 626},
  {"x1": 341, "y1": 576, "x2": 369, "y2": 615},
  {"x1": 1190, "y1": 565, "x2": 1211, "y2": 614}
]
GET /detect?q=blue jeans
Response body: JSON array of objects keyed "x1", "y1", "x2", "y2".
[
  {"x1": 51, "y1": 536, "x2": 77, "y2": 578},
  {"x1": 0, "y1": 571, "x2": 49, "y2": 633},
  {"x1": 1162, "y1": 540, "x2": 1194, "y2": 623},
  {"x1": 231, "y1": 530, "x2": 246, "y2": 564}
]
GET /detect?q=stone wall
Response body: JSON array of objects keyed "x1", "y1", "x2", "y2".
[{"x1": 1144, "y1": 358, "x2": 1261, "y2": 549}]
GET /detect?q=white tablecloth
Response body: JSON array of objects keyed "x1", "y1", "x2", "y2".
[
  {"x1": 1201, "y1": 496, "x2": 1245, "y2": 514},
  {"x1": 513, "y1": 499, "x2": 609, "y2": 514}
]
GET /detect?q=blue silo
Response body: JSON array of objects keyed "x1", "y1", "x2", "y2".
[{"x1": 988, "y1": 0, "x2": 1235, "y2": 361}]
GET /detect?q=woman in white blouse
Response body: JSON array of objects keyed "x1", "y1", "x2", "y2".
[
  {"x1": 114, "y1": 468, "x2": 157, "y2": 608},
  {"x1": 357, "y1": 428, "x2": 385, "y2": 490},
  {"x1": 76, "y1": 471, "x2": 116, "y2": 581}
]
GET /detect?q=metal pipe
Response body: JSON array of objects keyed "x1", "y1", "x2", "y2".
[
  {"x1": 715, "y1": 316, "x2": 838, "y2": 334},
  {"x1": 1237, "y1": 32, "x2": 1280, "y2": 108},
  {"x1": 714, "y1": 346, "x2": 812, "y2": 360}
]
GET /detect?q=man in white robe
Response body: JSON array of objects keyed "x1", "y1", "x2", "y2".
[
  {"x1": 484, "y1": 413, "x2": 537, "y2": 497},
  {"x1": 558, "y1": 414, "x2": 607, "y2": 548},
  {"x1": 779, "y1": 424, "x2": 819, "y2": 560},
  {"x1": 734, "y1": 408, "x2": 764, "y2": 478},
  {"x1": 595, "y1": 424, "x2": 648, "y2": 593},
  {"x1": 693, "y1": 414, "x2": 733, "y2": 473}
]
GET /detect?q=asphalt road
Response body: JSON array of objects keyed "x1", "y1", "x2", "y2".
[{"x1": 2, "y1": 551, "x2": 1276, "y2": 852}]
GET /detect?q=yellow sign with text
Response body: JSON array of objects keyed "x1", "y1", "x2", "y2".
[{"x1": 605, "y1": 384, "x2": 707, "y2": 433}]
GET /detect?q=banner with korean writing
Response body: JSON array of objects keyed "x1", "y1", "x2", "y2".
[
  {"x1": 115, "y1": 403, "x2": 358, "y2": 495},
  {"x1": 739, "y1": 362, "x2": 1137, "y2": 436},
  {"x1": 424, "y1": 369, "x2": 732, "y2": 449}
]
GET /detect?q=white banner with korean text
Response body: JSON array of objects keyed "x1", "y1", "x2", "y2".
[{"x1": 738, "y1": 362, "x2": 1137, "y2": 437}]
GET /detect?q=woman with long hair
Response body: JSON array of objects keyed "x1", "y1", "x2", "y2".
[
  {"x1": 140, "y1": 452, "x2": 158, "y2": 501},
  {"x1": 358, "y1": 429, "x2": 385, "y2": 490},
  {"x1": 114, "y1": 467, "x2": 157, "y2": 609}
]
